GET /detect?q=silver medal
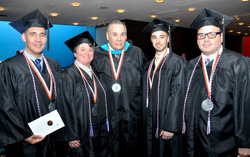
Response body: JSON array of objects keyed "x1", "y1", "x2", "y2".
[
  {"x1": 92, "y1": 103, "x2": 98, "y2": 116},
  {"x1": 201, "y1": 99, "x2": 214, "y2": 111},
  {"x1": 112, "y1": 83, "x2": 121, "y2": 92},
  {"x1": 48, "y1": 102, "x2": 56, "y2": 112}
]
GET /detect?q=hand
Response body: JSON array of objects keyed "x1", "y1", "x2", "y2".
[
  {"x1": 69, "y1": 140, "x2": 81, "y2": 148},
  {"x1": 24, "y1": 135, "x2": 45, "y2": 145},
  {"x1": 238, "y1": 148, "x2": 250, "y2": 157},
  {"x1": 160, "y1": 129, "x2": 174, "y2": 140}
]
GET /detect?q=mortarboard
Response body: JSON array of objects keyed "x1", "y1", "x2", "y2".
[
  {"x1": 189, "y1": 8, "x2": 234, "y2": 50},
  {"x1": 189, "y1": 8, "x2": 233, "y2": 31},
  {"x1": 9, "y1": 9, "x2": 53, "y2": 34},
  {"x1": 65, "y1": 31, "x2": 98, "y2": 52},
  {"x1": 9, "y1": 9, "x2": 53, "y2": 51},
  {"x1": 143, "y1": 18, "x2": 178, "y2": 34},
  {"x1": 143, "y1": 18, "x2": 178, "y2": 52}
]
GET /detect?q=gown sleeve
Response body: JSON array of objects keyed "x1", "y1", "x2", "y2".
[
  {"x1": 0, "y1": 62, "x2": 33, "y2": 147},
  {"x1": 162, "y1": 59, "x2": 187, "y2": 132},
  {"x1": 233, "y1": 56, "x2": 250, "y2": 148},
  {"x1": 56, "y1": 72, "x2": 79, "y2": 141}
]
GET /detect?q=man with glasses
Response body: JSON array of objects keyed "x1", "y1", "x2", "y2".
[{"x1": 182, "y1": 8, "x2": 250, "y2": 156}]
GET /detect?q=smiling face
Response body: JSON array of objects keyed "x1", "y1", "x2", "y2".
[
  {"x1": 22, "y1": 27, "x2": 47, "y2": 58},
  {"x1": 74, "y1": 43, "x2": 94, "y2": 67},
  {"x1": 106, "y1": 23, "x2": 127, "y2": 51},
  {"x1": 197, "y1": 25, "x2": 223, "y2": 56},
  {"x1": 151, "y1": 30, "x2": 169, "y2": 55}
]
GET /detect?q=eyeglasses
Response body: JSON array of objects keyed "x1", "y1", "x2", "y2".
[{"x1": 197, "y1": 32, "x2": 221, "y2": 39}]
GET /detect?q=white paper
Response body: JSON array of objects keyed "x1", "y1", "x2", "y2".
[{"x1": 28, "y1": 110, "x2": 65, "y2": 137}]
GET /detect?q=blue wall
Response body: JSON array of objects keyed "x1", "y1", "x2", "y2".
[{"x1": 0, "y1": 21, "x2": 96, "y2": 68}]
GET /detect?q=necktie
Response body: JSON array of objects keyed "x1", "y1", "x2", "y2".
[
  {"x1": 205, "y1": 58, "x2": 210, "y2": 66},
  {"x1": 35, "y1": 59, "x2": 42, "y2": 74},
  {"x1": 155, "y1": 57, "x2": 160, "y2": 65},
  {"x1": 115, "y1": 54, "x2": 120, "y2": 60}
]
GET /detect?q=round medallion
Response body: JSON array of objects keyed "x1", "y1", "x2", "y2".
[
  {"x1": 201, "y1": 99, "x2": 214, "y2": 111},
  {"x1": 112, "y1": 83, "x2": 121, "y2": 92},
  {"x1": 48, "y1": 102, "x2": 55, "y2": 112}
]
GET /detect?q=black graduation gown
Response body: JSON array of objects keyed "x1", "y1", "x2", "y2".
[
  {"x1": 56, "y1": 64, "x2": 112, "y2": 157},
  {"x1": 0, "y1": 53, "x2": 61, "y2": 157},
  {"x1": 185, "y1": 49, "x2": 250, "y2": 157},
  {"x1": 142, "y1": 52, "x2": 186, "y2": 157},
  {"x1": 92, "y1": 45, "x2": 146, "y2": 157}
]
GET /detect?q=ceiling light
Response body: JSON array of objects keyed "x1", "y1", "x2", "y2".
[
  {"x1": 73, "y1": 23, "x2": 79, "y2": 25},
  {"x1": 150, "y1": 14, "x2": 157, "y2": 18},
  {"x1": 248, "y1": 26, "x2": 250, "y2": 28},
  {"x1": 237, "y1": 32, "x2": 241, "y2": 34},
  {"x1": 91, "y1": 17, "x2": 98, "y2": 20},
  {"x1": 238, "y1": 23, "x2": 245, "y2": 26},
  {"x1": 234, "y1": 16, "x2": 239, "y2": 21},
  {"x1": 245, "y1": 33, "x2": 248, "y2": 35},
  {"x1": 188, "y1": 8, "x2": 196, "y2": 12},
  {"x1": 156, "y1": 0, "x2": 164, "y2": 3},
  {"x1": 229, "y1": 30, "x2": 234, "y2": 32},
  {"x1": 71, "y1": 2, "x2": 80, "y2": 7},
  {"x1": 117, "y1": 9, "x2": 125, "y2": 13},
  {"x1": 175, "y1": 19, "x2": 181, "y2": 23},
  {"x1": 0, "y1": 7, "x2": 5, "y2": 11},
  {"x1": 50, "y1": 13, "x2": 58, "y2": 17},
  {"x1": 241, "y1": 0, "x2": 249, "y2": 2}
]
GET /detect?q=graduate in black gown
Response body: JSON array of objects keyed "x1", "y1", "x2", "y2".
[
  {"x1": 182, "y1": 8, "x2": 250, "y2": 157},
  {"x1": 56, "y1": 31, "x2": 112, "y2": 157},
  {"x1": 0, "y1": 9, "x2": 61, "y2": 157},
  {"x1": 142, "y1": 19, "x2": 186, "y2": 157},
  {"x1": 92, "y1": 20, "x2": 147, "y2": 157}
]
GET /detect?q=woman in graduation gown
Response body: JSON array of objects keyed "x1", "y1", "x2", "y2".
[{"x1": 56, "y1": 31, "x2": 111, "y2": 157}]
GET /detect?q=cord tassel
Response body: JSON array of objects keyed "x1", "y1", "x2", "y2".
[
  {"x1": 155, "y1": 127, "x2": 159, "y2": 138},
  {"x1": 90, "y1": 123, "x2": 94, "y2": 137},
  {"x1": 106, "y1": 120, "x2": 110, "y2": 132}
]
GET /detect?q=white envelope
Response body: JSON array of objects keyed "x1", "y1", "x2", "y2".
[{"x1": 28, "y1": 110, "x2": 65, "y2": 137}]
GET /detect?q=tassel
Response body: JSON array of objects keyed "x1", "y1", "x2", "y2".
[
  {"x1": 207, "y1": 120, "x2": 211, "y2": 135},
  {"x1": 155, "y1": 127, "x2": 159, "y2": 138},
  {"x1": 182, "y1": 122, "x2": 186, "y2": 134},
  {"x1": 90, "y1": 123, "x2": 94, "y2": 137},
  {"x1": 106, "y1": 120, "x2": 110, "y2": 132},
  {"x1": 146, "y1": 98, "x2": 149, "y2": 108}
]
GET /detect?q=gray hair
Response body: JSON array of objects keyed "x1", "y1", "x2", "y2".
[{"x1": 107, "y1": 20, "x2": 127, "y2": 35}]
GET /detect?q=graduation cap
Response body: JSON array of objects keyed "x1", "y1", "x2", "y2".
[
  {"x1": 65, "y1": 31, "x2": 98, "y2": 52},
  {"x1": 189, "y1": 8, "x2": 234, "y2": 49},
  {"x1": 143, "y1": 18, "x2": 178, "y2": 52},
  {"x1": 9, "y1": 9, "x2": 53, "y2": 51},
  {"x1": 143, "y1": 18, "x2": 177, "y2": 34}
]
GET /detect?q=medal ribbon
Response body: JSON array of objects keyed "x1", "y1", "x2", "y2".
[
  {"x1": 182, "y1": 51, "x2": 222, "y2": 135},
  {"x1": 23, "y1": 51, "x2": 57, "y2": 117},
  {"x1": 148, "y1": 49, "x2": 168, "y2": 90},
  {"x1": 201, "y1": 51, "x2": 220, "y2": 97},
  {"x1": 74, "y1": 63, "x2": 97, "y2": 103},
  {"x1": 108, "y1": 46, "x2": 125, "y2": 81},
  {"x1": 75, "y1": 63, "x2": 110, "y2": 137},
  {"x1": 146, "y1": 52, "x2": 170, "y2": 138}
]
